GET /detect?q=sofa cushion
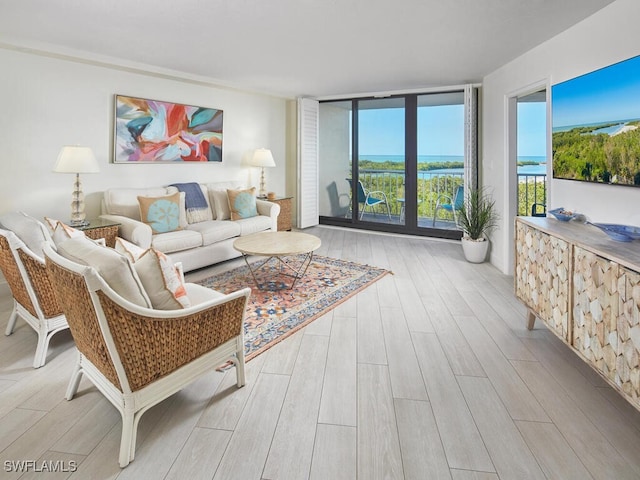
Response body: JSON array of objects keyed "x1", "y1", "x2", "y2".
[
  {"x1": 138, "y1": 192, "x2": 183, "y2": 234},
  {"x1": 134, "y1": 248, "x2": 191, "y2": 310},
  {"x1": 150, "y1": 229, "x2": 203, "y2": 254},
  {"x1": 187, "y1": 220, "x2": 241, "y2": 246},
  {"x1": 0, "y1": 212, "x2": 52, "y2": 258},
  {"x1": 56, "y1": 236, "x2": 151, "y2": 308},
  {"x1": 227, "y1": 187, "x2": 258, "y2": 220},
  {"x1": 236, "y1": 215, "x2": 274, "y2": 236}
]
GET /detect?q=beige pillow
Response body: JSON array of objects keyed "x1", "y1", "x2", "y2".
[
  {"x1": 134, "y1": 248, "x2": 191, "y2": 310},
  {"x1": 56, "y1": 237, "x2": 151, "y2": 308},
  {"x1": 138, "y1": 192, "x2": 183, "y2": 234},
  {"x1": 227, "y1": 187, "x2": 258, "y2": 220},
  {"x1": 115, "y1": 237, "x2": 146, "y2": 263},
  {"x1": 210, "y1": 189, "x2": 231, "y2": 220},
  {"x1": 45, "y1": 218, "x2": 86, "y2": 246}
]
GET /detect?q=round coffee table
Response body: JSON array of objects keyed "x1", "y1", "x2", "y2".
[{"x1": 233, "y1": 231, "x2": 322, "y2": 289}]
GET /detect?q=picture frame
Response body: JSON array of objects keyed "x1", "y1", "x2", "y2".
[{"x1": 113, "y1": 94, "x2": 223, "y2": 163}]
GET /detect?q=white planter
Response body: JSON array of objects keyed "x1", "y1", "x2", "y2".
[{"x1": 461, "y1": 236, "x2": 489, "y2": 263}]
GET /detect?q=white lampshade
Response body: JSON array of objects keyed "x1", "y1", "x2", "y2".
[
  {"x1": 53, "y1": 145, "x2": 100, "y2": 173},
  {"x1": 250, "y1": 148, "x2": 276, "y2": 168}
]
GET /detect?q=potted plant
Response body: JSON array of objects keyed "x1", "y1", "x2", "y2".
[{"x1": 456, "y1": 186, "x2": 499, "y2": 263}]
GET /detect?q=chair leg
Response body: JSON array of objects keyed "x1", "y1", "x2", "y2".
[
  {"x1": 119, "y1": 409, "x2": 136, "y2": 468},
  {"x1": 5, "y1": 302, "x2": 17, "y2": 336},
  {"x1": 32, "y1": 331, "x2": 49, "y2": 369},
  {"x1": 432, "y1": 205, "x2": 440, "y2": 226},
  {"x1": 65, "y1": 353, "x2": 84, "y2": 400},
  {"x1": 385, "y1": 202, "x2": 391, "y2": 220}
]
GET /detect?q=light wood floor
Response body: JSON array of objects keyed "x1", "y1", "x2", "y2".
[{"x1": 2, "y1": 225, "x2": 640, "y2": 479}]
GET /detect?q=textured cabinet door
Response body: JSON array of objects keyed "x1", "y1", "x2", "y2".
[
  {"x1": 572, "y1": 246, "x2": 619, "y2": 384},
  {"x1": 515, "y1": 220, "x2": 571, "y2": 340},
  {"x1": 618, "y1": 266, "x2": 640, "y2": 406}
]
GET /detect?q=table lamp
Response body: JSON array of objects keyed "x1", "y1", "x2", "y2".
[
  {"x1": 250, "y1": 148, "x2": 276, "y2": 198},
  {"x1": 53, "y1": 145, "x2": 100, "y2": 226}
]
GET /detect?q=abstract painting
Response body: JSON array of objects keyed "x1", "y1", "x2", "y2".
[{"x1": 114, "y1": 95, "x2": 223, "y2": 163}]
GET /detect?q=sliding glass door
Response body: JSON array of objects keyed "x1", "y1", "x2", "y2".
[
  {"x1": 357, "y1": 98, "x2": 406, "y2": 225},
  {"x1": 318, "y1": 89, "x2": 473, "y2": 240},
  {"x1": 417, "y1": 92, "x2": 465, "y2": 230}
]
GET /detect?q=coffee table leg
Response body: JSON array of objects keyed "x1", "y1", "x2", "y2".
[{"x1": 242, "y1": 252, "x2": 315, "y2": 290}]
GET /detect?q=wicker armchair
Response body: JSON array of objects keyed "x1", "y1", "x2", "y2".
[
  {"x1": 0, "y1": 228, "x2": 68, "y2": 368},
  {"x1": 43, "y1": 243, "x2": 251, "y2": 468}
]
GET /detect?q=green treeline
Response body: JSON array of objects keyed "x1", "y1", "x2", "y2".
[
  {"x1": 553, "y1": 123, "x2": 640, "y2": 185},
  {"x1": 358, "y1": 159, "x2": 540, "y2": 171}
]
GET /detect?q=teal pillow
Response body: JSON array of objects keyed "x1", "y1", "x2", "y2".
[
  {"x1": 138, "y1": 192, "x2": 182, "y2": 234},
  {"x1": 227, "y1": 188, "x2": 258, "y2": 220}
]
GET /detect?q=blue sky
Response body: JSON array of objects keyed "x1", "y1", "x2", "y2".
[
  {"x1": 358, "y1": 102, "x2": 547, "y2": 157},
  {"x1": 552, "y1": 54, "x2": 640, "y2": 127}
]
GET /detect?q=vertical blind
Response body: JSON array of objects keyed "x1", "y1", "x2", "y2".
[{"x1": 297, "y1": 97, "x2": 319, "y2": 228}]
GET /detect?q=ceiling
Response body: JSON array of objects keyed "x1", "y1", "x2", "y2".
[{"x1": 0, "y1": 0, "x2": 615, "y2": 98}]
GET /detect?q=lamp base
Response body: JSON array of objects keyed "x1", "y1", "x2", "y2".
[{"x1": 69, "y1": 219, "x2": 90, "y2": 227}]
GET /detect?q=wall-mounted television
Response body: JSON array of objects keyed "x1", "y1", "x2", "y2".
[{"x1": 552, "y1": 54, "x2": 640, "y2": 187}]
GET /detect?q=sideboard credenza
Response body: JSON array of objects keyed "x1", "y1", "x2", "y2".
[{"x1": 515, "y1": 216, "x2": 640, "y2": 410}]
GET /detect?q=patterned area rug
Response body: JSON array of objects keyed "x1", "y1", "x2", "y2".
[{"x1": 197, "y1": 255, "x2": 391, "y2": 362}]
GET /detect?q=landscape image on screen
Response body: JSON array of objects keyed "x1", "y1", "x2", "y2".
[{"x1": 552, "y1": 54, "x2": 640, "y2": 186}]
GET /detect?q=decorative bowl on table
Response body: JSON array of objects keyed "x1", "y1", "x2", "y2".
[
  {"x1": 589, "y1": 223, "x2": 640, "y2": 242},
  {"x1": 548, "y1": 208, "x2": 577, "y2": 222}
]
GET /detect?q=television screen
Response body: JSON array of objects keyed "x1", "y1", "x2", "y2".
[{"x1": 552, "y1": 54, "x2": 640, "y2": 187}]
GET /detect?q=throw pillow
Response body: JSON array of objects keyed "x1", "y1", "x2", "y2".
[
  {"x1": 227, "y1": 187, "x2": 258, "y2": 220},
  {"x1": 114, "y1": 237, "x2": 146, "y2": 263},
  {"x1": 134, "y1": 248, "x2": 191, "y2": 310},
  {"x1": 210, "y1": 189, "x2": 231, "y2": 220},
  {"x1": 44, "y1": 218, "x2": 86, "y2": 246},
  {"x1": 138, "y1": 192, "x2": 183, "y2": 234}
]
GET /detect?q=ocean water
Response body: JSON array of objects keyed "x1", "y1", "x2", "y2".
[{"x1": 359, "y1": 154, "x2": 547, "y2": 175}]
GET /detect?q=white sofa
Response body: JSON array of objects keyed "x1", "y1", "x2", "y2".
[{"x1": 100, "y1": 181, "x2": 280, "y2": 272}]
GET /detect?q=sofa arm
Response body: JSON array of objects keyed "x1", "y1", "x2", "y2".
[
  {"x1": 256, "y1": 200, "x2": 280, "y2": 231},
  {"x1": 99, "y1": 214, "x2": 153, "y2": 249}
]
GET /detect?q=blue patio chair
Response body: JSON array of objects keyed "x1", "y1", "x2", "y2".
[
  {"x1": 346, "y1": 178, "x2": 391, "y2": 220},
  {"x1": 433, "y1": 185, "x2": 464, "y2": 226}
]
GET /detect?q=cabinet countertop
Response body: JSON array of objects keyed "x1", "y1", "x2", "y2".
[{"x1": 517, "y1": 216, "x2": 640, "y2": 272}]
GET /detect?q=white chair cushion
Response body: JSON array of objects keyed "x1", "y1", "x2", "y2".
[
  {"x1": 0, "y1": 212, "x2": 52, "y2": 259},
  {"x1": 134, "y1": 249, "x2": 191, "y2": 310},
  {"x1": 184, "y1": 283, "x2": 225, "y2": 306},
  {"x1": 56, "y1": 237, "x2": 151, "y2": 308}
]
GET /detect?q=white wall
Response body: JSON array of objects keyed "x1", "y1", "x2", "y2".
[
  {"x1": 482, "y1": 0, "x2": 640, "y2": 274},
  {"x1": 0, "y1": 47, "x2": 288, "y2": 223}
]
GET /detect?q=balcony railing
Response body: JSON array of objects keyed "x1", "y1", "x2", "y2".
[
  {"x1": 354, "y1": 169, "x2": 547, "y2": 221},
  {"x1": 358, "y1": 169, "x2": 464, "y2": 219},
  {"x1": 517, "y1": 173, "x2": 547, "y2": 216}
]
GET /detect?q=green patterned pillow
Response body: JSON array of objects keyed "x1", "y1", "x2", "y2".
[
  {"x1": 138, "y1": 192, "x2": 183, "y2": 234},
  {"x1": 227, "y1": 188, "x2": 258, "y2": 220}
]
